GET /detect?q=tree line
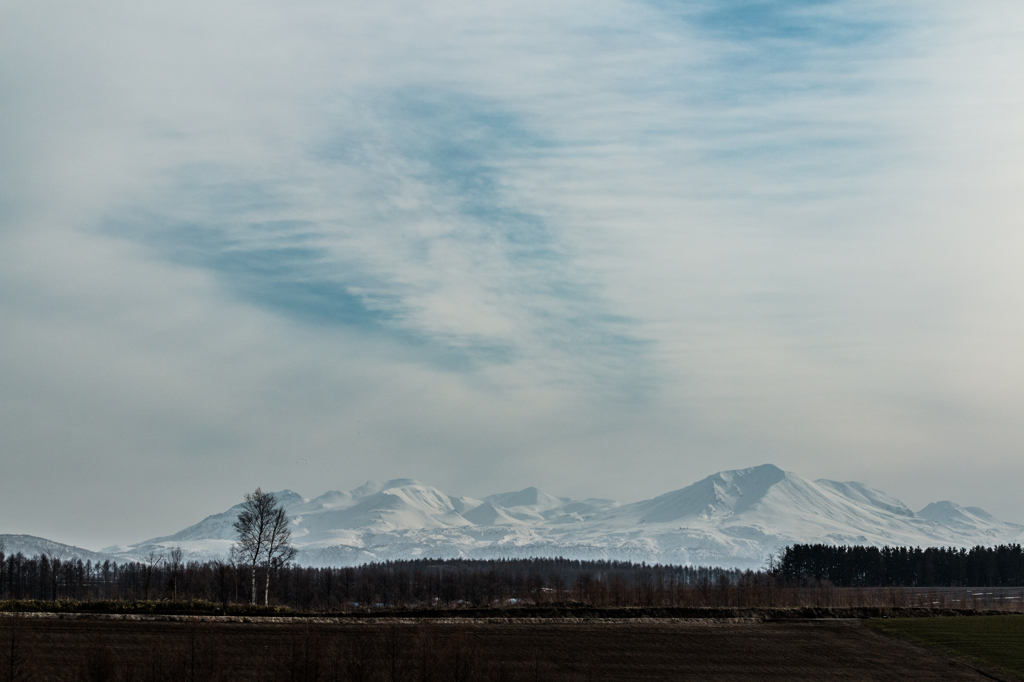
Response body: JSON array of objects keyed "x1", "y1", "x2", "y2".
[
  {"x1": 0, "y1": 550, "x2": 761, "y2": 609},
  {"x1": 778, "y1": 543, "x2": 1024, "y2": 587},
  {"x1": 3, "y1": 548, "x2": 1024, "y2": 610}
]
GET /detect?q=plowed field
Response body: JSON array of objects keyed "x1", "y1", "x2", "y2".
[{"x1": 2, "y1": 615, "x2": 1014, "y2": 681}]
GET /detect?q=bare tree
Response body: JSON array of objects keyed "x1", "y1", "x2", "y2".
[
  {"x1": 212, "y1": 559, "x2": 232, "y2": 610},
  {"x1": 169, "y1": 547, "x2": 184, "y2": 602},
  {"x1": 231, "y1": 488, "x2": 277, "y2": 606},
  {"x1": 42, "y1": 548, "x2": 64, "y2": 602},
  {"x1": 261, "y1": 506, "x2": 297, "y2": 606},
  {"x1": 144, "y1": 551, "x2": 164, "y2": 601}
]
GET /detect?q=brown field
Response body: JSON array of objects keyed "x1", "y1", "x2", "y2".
[{"x1": 4, "y1": 614, "x2": 1018, "y2": 682}]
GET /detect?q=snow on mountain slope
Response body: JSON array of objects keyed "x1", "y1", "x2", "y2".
[
  {"x1": 91, "y1": 466, "x2": 1023, "y2": 569},
  {"x1": 543, "y1": 498, "x2": 620, "y2": 525},
  {"x1": 917, "y1": 501, "x2": 1024, "y2": 540},
  {"x1": 483, "y1": 487, "x2": 568, "y2": 522},
  {"x1": 297, "y1": 480, "x2": 471, "y2": 543},
  {"x1": 485, "y1": 487, "x2": 566, "y2": 512},
  {"x1": 815, "y1": 480, "x2": 915, "y2": 517},
  {"x1": 615, "y1": 464, "x2": 788, "y2": 523},
  {"x1": 462, "y1": 502, "x2": 523, "y2": 526},
  {"x1": 0, "y1": 534, "x2": 118, "y2": 564},
  {"x1": 449, "y1": 496, "x2": 485, "y2": 515},
  {"x1": 137, "y1": 489, "x2": 308, "y2": 545}
]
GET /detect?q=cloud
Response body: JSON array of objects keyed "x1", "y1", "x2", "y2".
[{"x1": 2, "y1": 0, "x2": 1024, "y2": 547}]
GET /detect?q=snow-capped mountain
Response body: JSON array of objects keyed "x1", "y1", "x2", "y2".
[
  {"x1": 94, "y1": 465, "x2": 1022, "y2": 570},
  {"x1": 0, "y1": 534, "x2": 120, "y2": 564}
]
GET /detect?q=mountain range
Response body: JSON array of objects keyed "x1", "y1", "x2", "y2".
[
  {"x1": 53, "y1": 464, "x2": 1014, "y2": 569},
  {"x1": 4, "y1": 465, "x2": 1021, "y2": 570}
]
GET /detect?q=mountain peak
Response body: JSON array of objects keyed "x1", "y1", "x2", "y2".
[
  {"x1": 462, "y1": 501, "x2": 522, "y2": 526},
  {"x1": 709, "y1": 464, "x2": 788, "y2": 491},
  {"x1": 380, "y1": 478, "x2": 426, "y2": 490},
  {"x1": 624, "y1": 464, "x2": 789, "y2": 523},
  {"x1": 267, "y1": 490, "x2": 308, "y2": 512},
  {"x1": 916, "y1": 501, "x2": 986, "y2": 530},
  {"x1": 484, "y1": 486, "x2": 564, "y2": 511}
]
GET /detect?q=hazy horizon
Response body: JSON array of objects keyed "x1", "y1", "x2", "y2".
[{"x1": 3, "y1": 0, "x2": 1024, "y2": 550}]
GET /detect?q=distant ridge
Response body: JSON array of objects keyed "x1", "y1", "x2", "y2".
[
  {"x1": 6, "y1": 466, "x2": 1021, "y2": 569},
  {"x1": 0, "y1": 534, "x2": 119, "y2": 564}
]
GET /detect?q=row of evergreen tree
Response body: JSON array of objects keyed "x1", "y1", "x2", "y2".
[{"x1": 778, "y1": 543, "x2": 1024, "y2": 587}]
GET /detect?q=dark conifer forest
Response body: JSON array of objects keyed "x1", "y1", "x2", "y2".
[{"x1": 778, "y1": 543, "x2": 1024, "y2": 587}]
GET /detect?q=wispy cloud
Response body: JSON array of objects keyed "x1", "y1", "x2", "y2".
[{"x1": 2, "y1": 0, "x2": 1024, "y2": 546}]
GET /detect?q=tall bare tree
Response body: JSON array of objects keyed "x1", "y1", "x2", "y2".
[
  {"x1": 168, "y1": 547, "x2": 184, "y2": 601},
  {"x1": 232, "y1": 488, "x2": 295, "y2": 606},
  {"x1": 262, "y1": 505, "x2": 297, "y2": 606},
  {"x1": 232, "y1": 488, "x2": 275, "y2": 605}
]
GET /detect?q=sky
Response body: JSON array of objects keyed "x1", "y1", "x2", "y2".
[{"x1": 2, "y1": 0, "x2": 1023, "y2": 550}]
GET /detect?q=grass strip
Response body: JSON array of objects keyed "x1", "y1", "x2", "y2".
[{"x1": 868, "y1": 615, "x2": 1024, "y2": 679}]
